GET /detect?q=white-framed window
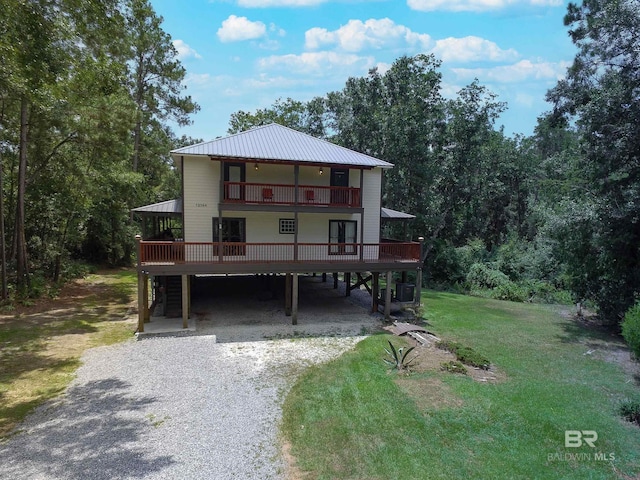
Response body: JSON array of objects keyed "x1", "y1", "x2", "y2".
[{"x1": 279, "y1": 218, "x2": 296, "y2": 234}]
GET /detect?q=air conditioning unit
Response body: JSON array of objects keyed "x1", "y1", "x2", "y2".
[{"x1": 395, "y1": 283, "x2": 415, "y2": 302}]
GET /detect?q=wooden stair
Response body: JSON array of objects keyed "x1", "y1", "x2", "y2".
[{"x1": 164, "y1": 275, "x2": 182, "y2": 318}]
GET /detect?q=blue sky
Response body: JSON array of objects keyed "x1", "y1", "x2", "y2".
[{"x1": 150, "y1": 0, "x2": 576, "y2": 141}]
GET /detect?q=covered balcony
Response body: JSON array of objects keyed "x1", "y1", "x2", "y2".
[{"x1": 223, "y1": 182, "x2": 361, "y2": 208}]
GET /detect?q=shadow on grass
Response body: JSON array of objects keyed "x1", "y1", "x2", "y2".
[
  {"x1": 0, "y1": 355, "x2": 82, "y2": 436},
  {"x1": 0, "y1": 378, "x2": 175, "y2": 479},
  {"x1": 556, "y1": 314, "x2": 627, "y2": 350}
]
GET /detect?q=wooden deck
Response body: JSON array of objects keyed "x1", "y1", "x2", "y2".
[{"x1": 137, "y1": 241, "x2": 421, "y2": 275}]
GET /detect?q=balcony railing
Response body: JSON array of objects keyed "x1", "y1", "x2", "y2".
[
  {"x1": 223, "y1": 182, "x2": 361, "y2": 207},
  {"x1": 139, "y1": 241, "x2": 420, "y2": 266}
]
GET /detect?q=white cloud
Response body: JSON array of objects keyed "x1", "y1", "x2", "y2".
[
  {"x1": 244, "y1": 74, "x2": 302, "y2": 89},
  {"x1": 440, "y1": 82, "x2": 463, "y2": 99},
  {"x1": 515, "y1": 92, "x2": 535, "y2": 107},
  {"x1": 407, "y1": 0, "x2": 562, "y2": 12},
  {"x1": 258, "y1": 51, "x2": 376, "y2": 75},
  {"x1": 238, "y1": 0, "x2": 327, "y2": 5},
  {"x1": 259, "y1": 39, "x2": 282, "y2": 50},
  {"x1": 375, "y1": 62, "x2": 392, "y2": 75},
  {"x1": 305, "y1": 18, "x2": 432, "y2": 52},
  {"x1": 452, "y1": 59, "x2": 570, "y2": 82},
  {"x1": 173, "y1": 40, "x2": 202, "y2": 60},
  {"x1": 185, "y1": 73, "x2": 213, "y2": 87},
  {"x1": 432, "y1": 36, "x2": 518, "y2": 63},
  {"x1": 217, "y1": 15, "x2": 267, "y2": 42},
  {"x1": 269, "y1": 23, "x2": 286, "y2": 37}
]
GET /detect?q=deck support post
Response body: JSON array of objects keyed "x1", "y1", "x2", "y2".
[
  {"x1": 181, "y1": 274, "x2": 189, "y2": 329},
  {"x1": 415, "y1": 268, "x2": 422, "y2": 309},
  {"x1": 143, "y1": 273, "x2": 150, "y2": 323},
  {"x1": 187, "y1": 274, "x2": 192, "y2": 318},
  {"x1": 322, "y1": 272, "x2": 327, "y2": 282},
  {"x1": 345, "y1": 272, "x2": 351, "y2": 297},
  {"x1": 384, "y1": 271, "x2": 392, "y2": 320},
  {"x1": 333, "y1": 272, "x2": 338, "y2": 289},
  {"x1": 137, "y1": 272, "x2": 145, "y2": 333},
  {"x1": 371, "y1": 272, "x2": 379, "y2": 313},
  {"x1": 416, "y1": 236, "x2": 425, "y2": 309},
  {"x1": 401, "y1": 271, "x2": 408, "y2": 283},
  {"x1": 292, "y1": 273, "x2": 298, "y2": 325},
  {"x1": 135, "y1": 234, "x2": 145, "y2": 333},
  {"x1": 285, "y1": 273, "x2": 292, "y2": 316}
]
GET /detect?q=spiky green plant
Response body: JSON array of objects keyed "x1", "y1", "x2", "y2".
[{"x1": 383, "y1": 340, "x2": 416, "y2": 371}]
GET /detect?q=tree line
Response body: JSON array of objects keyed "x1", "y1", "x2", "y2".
[
  {"x1": 0, "y1": 0, "x2": 198, "y2": 296},
  {"x1": 228, "y1": 0, "x2": 639, "y2": 327},
  {"x1": 0, "y1": 0, "x2": 636, "y2": 328}
]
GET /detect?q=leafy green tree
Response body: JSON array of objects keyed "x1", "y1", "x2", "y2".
[
  {"x1": 228, "y1": 97, "x2": 327, "y2": 137},
  {"x1": 0, "y1": 0, "x2": 199, "y2": 295},
  {"x1": 125, "y1": 0, "x2": 199, "y2": 175},
  {"x1": 546, "y1": 0, "x2": 640, "y2": 323}
]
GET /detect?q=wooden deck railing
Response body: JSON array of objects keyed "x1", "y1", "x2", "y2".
[
  {"x1": 139, "y1": 241, "x2": 420, "y2": 266},
  {"x1": 223, "y1": 182, "x2": 361, "y2": 207}
]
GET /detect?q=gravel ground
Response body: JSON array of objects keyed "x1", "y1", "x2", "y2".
[
  {"x1": 0, "y1": 334, "x2": 363, "y2": 480},
  {"x1": 0, "y1": 275, "x2": 391, "y2": 479}
]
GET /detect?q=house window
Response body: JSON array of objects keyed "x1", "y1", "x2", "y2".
[
  {"x1": 212, "y1": 218, "x2": 246, "y2": 255},
  {"x1": 329, "y1": 220, "x2": 357, "y2": 255},
  {"x1": 279, "y1": 218, "x2": 296, "y2": 234}
]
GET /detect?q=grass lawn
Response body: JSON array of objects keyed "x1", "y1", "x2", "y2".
[
  {"x1": 282, "y1": 290, "x2": 640, "y2": 479},
  {"x1": 0, "y1": 270, "x2": 138, "y2": 438}
]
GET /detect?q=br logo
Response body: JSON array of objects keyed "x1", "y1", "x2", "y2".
[{"x1": 565, "y1": 430, "x2": 598, "y2": 448}]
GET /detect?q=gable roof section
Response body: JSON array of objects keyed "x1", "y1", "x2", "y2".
[
  {"x1": 381, "y1": 207, "x2": 416, "y2": 220},
  {"x1": 171, "y1": 123, "x2": 393, "y2": 168},
  {"x1": 131, "y1": 198, "x2": 182, "y2": 215},
  {"x1": 131, "y1": 199, "x2": 416, "y2": 222}
]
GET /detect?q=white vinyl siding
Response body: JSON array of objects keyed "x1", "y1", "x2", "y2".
[
  {"x1": 183, "y1": 156, "x2": 219, "y2": 242},
  {"x1": 362, "y1": 168, "x2": 381, "y2": 243},
  {"x1": 181, "y1": 158, "x2": 383, "y2": 247}
]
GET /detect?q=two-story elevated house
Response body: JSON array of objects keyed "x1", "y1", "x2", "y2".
[{"x1": 134, "y1": 124, "x2": 423, "y2": 332}]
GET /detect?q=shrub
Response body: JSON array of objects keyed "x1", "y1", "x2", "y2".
[
  {"x1": 437, "y1": 340, "x2": 490, "y2": 370},
  {"x1": 441, "y1": 360, "x2": 467, "y2": 374},
  {"x1": 618, "y1": 400, "x2": 640, "y2": 427},
  {"x1": 466, "y1": 263, "x2": 509, "y2": 290},
  {"x1": 428, "y1": 241, "x2": 465, "y2": 285},
  {"x1": 622, "y1": 302, "x2": 640, "y2": 359},
  {"x1": 494, "y1": 237, "x2": 526, "y2": 281},
  {"x1": 455, "y1": 346, "x2": 490, "y2": 370},
  {"x1": 455, "y1": 239, "x2": 489, "y2": 273},
  {"x1": 491, "y1": 281, "x2": 528, "y2": 303}
]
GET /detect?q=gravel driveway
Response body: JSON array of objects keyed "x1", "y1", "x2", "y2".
[{"x1": 0, "y1": 334, "x2": 363, "y2": 480}]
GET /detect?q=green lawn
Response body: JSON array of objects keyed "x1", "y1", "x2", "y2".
[
  {"x1": 0, "y1": 270, "x2": 137, "y2": 438},
  {"x1": 282, "y1": 291, "x2": 640, "y2": 479}
]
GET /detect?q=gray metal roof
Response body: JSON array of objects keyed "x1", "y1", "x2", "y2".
[
  {"x1": 131, "y1": 199, "x2": 415, "y2": 221},
  {"x1": 131, "y1": 198, "x2": 182, "y2": 215},
  {"x1": 381, "y1": 207, "x2": 416, "y2": 220},
  {"x1": 171, "y1": 123, "x2": 393, "y2": 168}
]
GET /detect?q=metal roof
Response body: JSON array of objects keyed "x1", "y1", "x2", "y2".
[
  {"x1": 131, "y1": 198, "x2": 182, "y2": 215},
  {"x1": 171, "y1": 123, "x2": 393, "y2": 169},
  {"x1": 131, "y1": 199, "x2": 415, "y2": 221},
  {"x1": 381, "y1": 207, "x2": 416, "y2": 220}
]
